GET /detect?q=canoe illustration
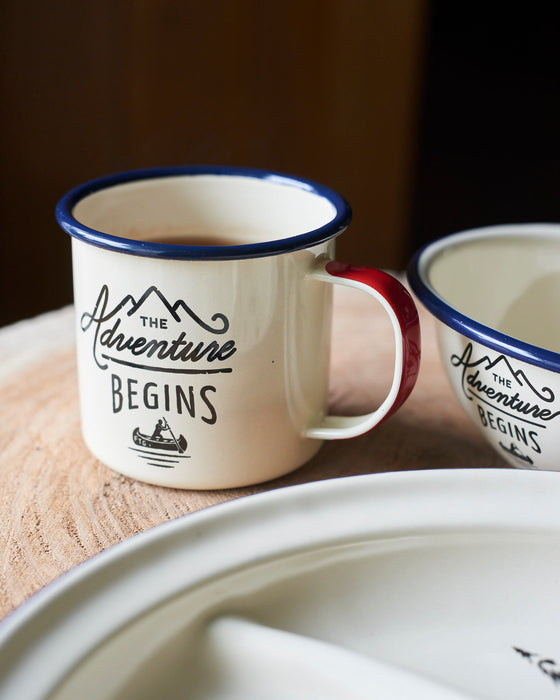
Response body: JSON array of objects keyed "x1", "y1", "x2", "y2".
[
  {"x1": 133, "y1": 425, "x2": 187, "y2": 453},
  {"x1": 499, "y1": 441, "x2": 534, "y2": 465}
]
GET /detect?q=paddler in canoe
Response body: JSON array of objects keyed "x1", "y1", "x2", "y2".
[{"x1": 133, "y1": 418, "x2": 187, "y2": 453}]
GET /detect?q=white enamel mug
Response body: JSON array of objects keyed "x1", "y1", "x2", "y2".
[{"x1": 56, "y1": 167, "x2": 420, "y2": 489}]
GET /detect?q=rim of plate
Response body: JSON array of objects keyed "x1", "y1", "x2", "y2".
[
  {"x1": 0, "y1": 469, "x2": 560, "y2": 697},
  {"x1": 407, "y1": 223, "x2": 560, "y2": 372},
  {"x1": 1, "y1": 469, "x2": 560, "y2": 698}
]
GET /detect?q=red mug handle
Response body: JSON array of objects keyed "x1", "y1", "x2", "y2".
[{"x1": 305, "y1": 260, "x2": 421, "y2": 439}]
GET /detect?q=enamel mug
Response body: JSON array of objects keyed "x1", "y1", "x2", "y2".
[{"x1": 56, "y1": 167, "x2": 420, "y2": 489}]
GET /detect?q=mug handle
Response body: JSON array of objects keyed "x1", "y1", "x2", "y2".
[{"x1": 304, "y1": 260, "x2": 421, "y2": 439}]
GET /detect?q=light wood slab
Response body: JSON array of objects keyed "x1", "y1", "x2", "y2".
[{"x1": 0, "y1": 284, "x2": 505, "y2": 619}]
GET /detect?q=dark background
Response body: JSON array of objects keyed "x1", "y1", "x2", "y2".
[
  {"x1": 1, "y1": 1, "x2": 559, "y2": 327},
  {"x1": 411, "y1": 3, "x2": 560, "y2": 247}
]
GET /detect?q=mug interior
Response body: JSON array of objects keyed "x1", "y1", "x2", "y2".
[
  {"x1": 72, "y1": 174, "x2": 338, "y2": 246},
  {"x1": 426, "y1": 227, "x2": 560, "y2": 352}
]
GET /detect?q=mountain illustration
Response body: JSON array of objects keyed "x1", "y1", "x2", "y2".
[
  {"x1": 81, "y1": 284, "x2": 229, "y2": 335},
  {"x1": 451, "y1": 342, "x2": 555, "y2": 403}
]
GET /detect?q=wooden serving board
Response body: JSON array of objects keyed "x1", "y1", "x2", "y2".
[{"x1": 0, "y1": 284, "x2": 505, "y2": 619}]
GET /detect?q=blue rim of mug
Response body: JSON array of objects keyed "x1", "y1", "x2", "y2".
[
  {"x1": 407, "y1": 223, "x2": 560, "y2": 373},
  {"x1": 55, "y1": 166, "x2": 352, "y2": 260}
]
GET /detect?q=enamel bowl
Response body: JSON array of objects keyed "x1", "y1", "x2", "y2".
[{"x1": 408, "y1": 223, "x2": 560, "y2": 471}]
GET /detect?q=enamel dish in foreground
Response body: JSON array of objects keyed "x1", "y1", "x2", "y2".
[{"x1": 1, "y1": 469, "x2": 560, "y2": 699}]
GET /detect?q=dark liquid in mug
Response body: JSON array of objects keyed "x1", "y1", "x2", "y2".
[{"x1": 146, "y1": 235, "x2": 249, "y2": 246}]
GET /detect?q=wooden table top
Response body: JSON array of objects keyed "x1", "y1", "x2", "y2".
[{"x1": 0, "y1": 283, "x2": 506, "y2": 620}]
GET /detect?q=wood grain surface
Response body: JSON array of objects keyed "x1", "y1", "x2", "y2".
[{"x1": 0, "y1": 285, "x2": 506, "y2": 620}]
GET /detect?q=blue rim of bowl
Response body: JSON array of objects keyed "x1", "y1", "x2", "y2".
[
  {"x1": 407, "y1": 223, "x2": 560, "y2": 372},
  {"x1": 55, "y1": 165, "x2": 352, "y2": 260}
]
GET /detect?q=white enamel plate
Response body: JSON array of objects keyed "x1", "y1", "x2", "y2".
[{"x1": 1, "y1": 469, "x2": 560, "y2": 699}]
